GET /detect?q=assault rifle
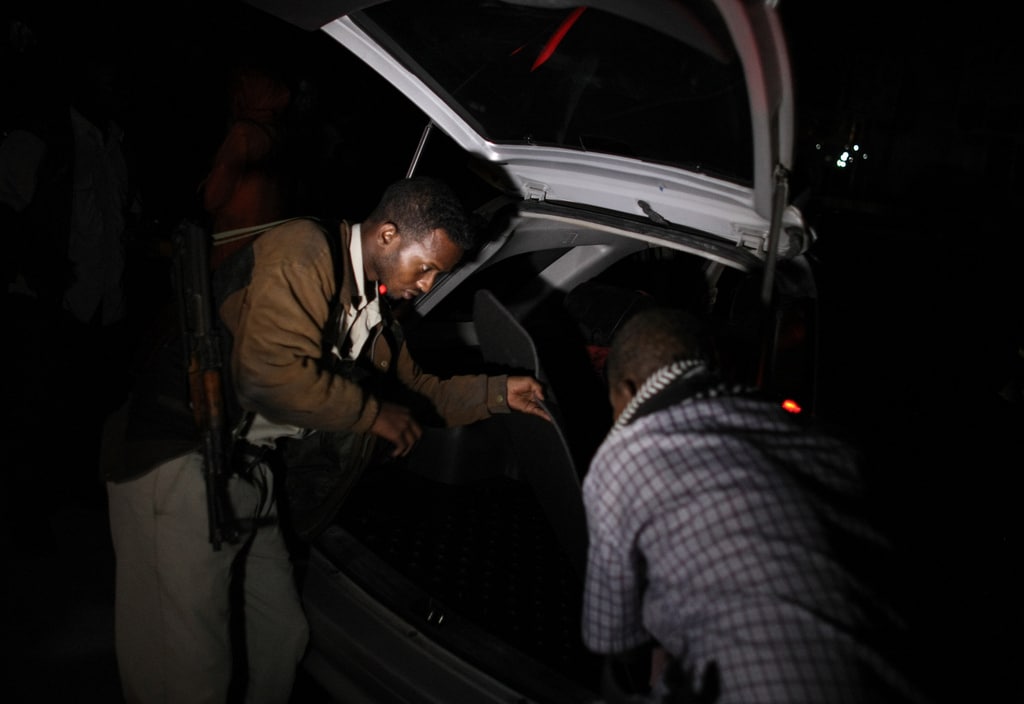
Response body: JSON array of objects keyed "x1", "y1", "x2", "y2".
[{"x1": 172, "y1": 218, "x2": 240, "y2": 551}]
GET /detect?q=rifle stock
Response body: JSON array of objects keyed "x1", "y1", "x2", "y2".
[{"x1": 174, "y1": 218, "x2": 240, "y2": 551}]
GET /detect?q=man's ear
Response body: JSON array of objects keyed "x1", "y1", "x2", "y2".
[
  {"x1": 378, "y1": 222, "x2": 398, "y2": 246},
  {"x1": 620, "y1": 378, "x2": 638, "y2": 401},
  {"x1": 609, "y1": 377, "x2": 638, "y2": 421}
]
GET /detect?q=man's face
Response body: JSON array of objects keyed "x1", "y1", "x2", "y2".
[{"x1": 377, "y1": 228, "x2": 463, "y2": 301}]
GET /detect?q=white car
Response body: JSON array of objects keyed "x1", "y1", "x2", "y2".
[{"x1": 247, "y1": 1, "x2": 818, "y2": 701}]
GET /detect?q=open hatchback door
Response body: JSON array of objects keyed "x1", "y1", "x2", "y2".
[{"x1": 243, "y1": 2, "x2": 818, "y2": 702}]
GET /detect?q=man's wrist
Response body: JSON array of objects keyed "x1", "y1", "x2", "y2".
[{"x1": 486, "y1": 375, "x2": 511, "y2": 414}]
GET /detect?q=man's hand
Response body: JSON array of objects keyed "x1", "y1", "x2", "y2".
[
  {"x1": 506, "y1": 376, "x2": 552, "y2": 421},
  {"x1": 369, "y1": 401, "x2": 423, "y2": 457}
]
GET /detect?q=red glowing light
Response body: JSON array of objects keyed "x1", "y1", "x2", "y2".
[
  {"x1": 532, "y1": 6, "x2": 586, "y2": 72},
  {"x1": 781, "y1": 399, "x2": 802, "y2": 414}
]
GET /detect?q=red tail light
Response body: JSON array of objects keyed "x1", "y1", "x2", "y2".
[{"x1": 781, "y1": 398, "x2": 802, "y2": 414}]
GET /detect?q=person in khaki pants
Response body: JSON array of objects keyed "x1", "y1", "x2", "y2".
[{"x1": 106, "y1": 177, "x2": 551, "y2": 703}]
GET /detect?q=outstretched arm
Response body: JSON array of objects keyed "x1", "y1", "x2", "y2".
[{"x1": 506, "y1": 375, "x2": 552, "y2": 421}]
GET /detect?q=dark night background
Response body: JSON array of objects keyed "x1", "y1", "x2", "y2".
[{"x1": 4, "y1": 1, "x2": 1022, "y2": 702}]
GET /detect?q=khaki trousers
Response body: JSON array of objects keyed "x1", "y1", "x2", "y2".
[{"x1": 107, "y1": 451, "x2": 308, "y2": 704}]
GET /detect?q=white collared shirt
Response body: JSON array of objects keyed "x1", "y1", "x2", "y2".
[{"x1": 334, "y1": 223, "x2": 383, "y2": 361}]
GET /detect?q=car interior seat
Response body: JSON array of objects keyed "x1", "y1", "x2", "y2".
[{"x1": 472, "y1": 288, "x2": 588, "y2": 579}]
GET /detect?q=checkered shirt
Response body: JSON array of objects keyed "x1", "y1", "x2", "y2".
[{"x1": 581, "y1": 376, "x2": 927, "y2": 703}]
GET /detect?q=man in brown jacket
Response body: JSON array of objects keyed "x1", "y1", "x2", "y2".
[{"x1": 106, "y1": 176, "x2": 549, "y2": 703}]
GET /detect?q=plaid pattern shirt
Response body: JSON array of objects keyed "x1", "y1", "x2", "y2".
[{"x1": 581, "y1": 369, "x2": 927, "y2": 703}]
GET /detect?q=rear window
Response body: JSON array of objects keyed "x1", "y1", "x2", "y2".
[{"x1": 355, "y1": 0, "x2": 753, "y2": 184}]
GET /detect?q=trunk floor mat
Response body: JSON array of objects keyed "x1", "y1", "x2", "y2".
[{"x1": 334, "y1": 463, "x2": 602, "y2": 691}]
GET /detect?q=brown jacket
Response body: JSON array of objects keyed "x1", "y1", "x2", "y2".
[
  {"x1": 115, "y1": 217, "x2": 508, "y2": 486},
  {"x1": 219, "y1": 217, "x2": 510, "y2": 436}
]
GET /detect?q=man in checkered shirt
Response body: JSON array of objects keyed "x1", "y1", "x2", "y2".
[{"x1": 581, "y1": 307, "x2": 929, "y2": 703}]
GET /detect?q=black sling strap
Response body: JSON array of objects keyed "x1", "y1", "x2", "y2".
[{"x1": 316, "y1": 217, "x2": 347, "y2": 366}]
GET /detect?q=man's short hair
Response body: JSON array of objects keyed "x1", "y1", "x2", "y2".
[
  {"x1": 606, "y1": 307, "x2": 711, "y2": 387},
  {"x1": 369, "y1": 176, "x2": 475, "y2": 251}
]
